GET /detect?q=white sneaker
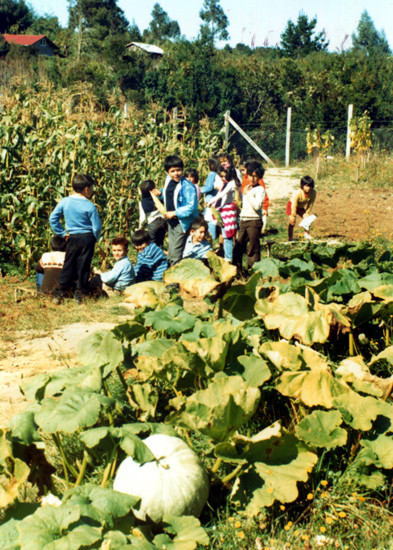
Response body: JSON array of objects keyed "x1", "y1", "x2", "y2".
[{"x1": 304, "y1": 233, "x2": 312, "y2": 240}]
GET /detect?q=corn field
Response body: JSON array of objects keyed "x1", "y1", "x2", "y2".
[{"x1": 0, "y1": 82, "x2": 222, "y2": 274}]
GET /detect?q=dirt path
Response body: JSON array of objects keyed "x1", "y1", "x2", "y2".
[
  {"x1": 263, "y1": 167, "x2": 300, "y2": 207},
  {"x1": 0, "y1": 321, "x2": 125, "y2": 425}
]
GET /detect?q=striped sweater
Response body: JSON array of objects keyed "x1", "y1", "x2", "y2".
[{"x1": 134, "y1": 242, "x2": 168, "y2": 282}]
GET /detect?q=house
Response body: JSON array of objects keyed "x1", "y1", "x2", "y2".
[
  {"x1": 125, "y1": 42, "x2": 164, "y2": 59},
  {"x1": 3, "y1": 35, "x2": 59, "y2": 57}
]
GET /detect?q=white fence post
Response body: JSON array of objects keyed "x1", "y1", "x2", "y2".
[
  {"x1": 285, "y1": 107, "x2": 292, "y2": 167},
  {"x1": 346, "y1": 104, "x2": 353, "y2": 161},
  {"x1": 224, "y1": 110, "x2": 230, "y2": 150},
  {"x1": 124, "y1": 103, "x2": 129, "y2": 119}
]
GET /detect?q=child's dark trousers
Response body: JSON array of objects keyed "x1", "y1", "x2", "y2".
[
  {"x1": 233, "y1": 219, "x2": 263, "y2": 269},
  {"x1": 55, "y1": 233, "x2": 96, "y2": 299},
  {"x1": 147, "y1": 218, "x2": 167, "y2": 249}
]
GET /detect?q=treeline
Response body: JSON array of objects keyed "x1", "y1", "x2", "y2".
[{"x1": 1, "y1": 1, "x2": 393, "y2": 129}]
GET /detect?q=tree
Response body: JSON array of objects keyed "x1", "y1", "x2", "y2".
[
  {"x1": 199, "y1": 0, "x2": 229, "y2": 43},
  {"x1": 0, "y1": 0, "x2": 35, "y2": 34},
  {"x1": 144, "y1": 4, "x2": 180, "y2": 42},
  {"x1": 280, "y1": 13, "x2": 329, "y2": 58},
  {"x1": 352, "y1": 11, "x2": 391, "y2": 55},
  {"x1": 28, "y1": 15, "x2": 63, "y2": 42}
]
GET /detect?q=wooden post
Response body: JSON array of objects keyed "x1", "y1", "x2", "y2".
[
  {"x1": 224, "y1": 110, "x2": 230, "y2": 150},
  {"x1": 285, "y1": 107, "x2": 292, "y2": 167},
  {"x1": 228, "y1": 115, "x2": 275, "y2": 166},
  {"x1": 346, "y1": 104, "x2": 353, "y2": 161},
  {"x1": 124, "y1": 103, "x2": 129, "y2": 119},
  {"x1": 173, "y1": 107, "x2": 178, "y2": 135}
]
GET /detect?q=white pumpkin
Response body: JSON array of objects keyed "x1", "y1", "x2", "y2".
[{"x1": 113, "y1": 434, "x2": 209, "y2": 523}]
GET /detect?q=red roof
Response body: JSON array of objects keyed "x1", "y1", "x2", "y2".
[{"x1": 3, "y1": 35, "x2": 46, "y2": 46}]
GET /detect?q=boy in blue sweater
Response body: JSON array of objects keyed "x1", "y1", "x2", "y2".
[
  {"x1": 132, "y1": 229, "x2": 168, "y2": 282},
  {"x1": 50, "y1": 174, "x2": 102, "y2": 304},
  {"x1": 152, "y1": 155, "x2": 199, "y2": 266}
]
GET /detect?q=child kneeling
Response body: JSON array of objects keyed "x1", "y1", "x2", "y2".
[
  {"x1": 34, "y1": 235, "x2": 67, "y2": 294},
  {"x1": 91, "y1": 237, "x2": 135, "y2": 294},
  {"x1": 183, "y1": 217, "x2": 212, "y2": 261},
  {"x1": 132, "y1": 229, "x2": 168, "y2": 282},
  {"x1": 287, "y1": 176, "x2": 316, "y2": 241}
]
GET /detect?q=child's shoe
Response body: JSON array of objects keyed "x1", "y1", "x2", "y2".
[{"x1": 304, "y1": 232, "x2": 312, "y2": 240}]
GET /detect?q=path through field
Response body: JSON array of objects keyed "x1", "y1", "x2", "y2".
[{"x1": 263, "y1": 167, "x2": 300, "y2": 208}]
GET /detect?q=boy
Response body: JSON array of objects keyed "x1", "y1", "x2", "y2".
[
  {"x1": 153, "y1": 155, "x2": 199, "y2": 266},
  {"x1": 132, "y1": 229, "x2": 168, "y2": 282},
  {"x1": 241, "y1": 160, "x2": 270, "y2": 218},
  {"x1": 34, "y1": 235, "x2": 67, "y2": 294},
  {"x1": 139, "y1": 179, "x2": 167, "y2": 249},
  {"x1": 183, "y1": 217, "x2": 212, "y2": 260},
  {"x1": 91, "y1": 237, "x2": 135, "y2": 293},
  {"x1": 49, "y1": 173, "x2": 102, "y2": 304},
  {"x1": 287, "y1": 176, "x2": 316, "y2": 241},
  {"x1": 233, "y1": 165, "x2": 266, "y2": 270}
]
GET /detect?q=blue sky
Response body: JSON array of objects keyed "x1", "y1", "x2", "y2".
[{"x1": 28, "y1": 0, "x2": 393, "y2": 51}]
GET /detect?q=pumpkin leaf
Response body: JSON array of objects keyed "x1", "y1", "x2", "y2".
[
  {"x1": 358, "y1": 272, "x2": 393, "y2": 292},
  {"x1": 232, "y1": 355, "x2": 271, "y2": 388},
  {"x1": 128, "y1": 383, "x2": 159, "y2": 421},
  {"x1": 253, "y1": 258, "x2": 283, "y2": 278},
  {"x1": 112, "y1": 321, "x2": 148, "y2": 342},
  {"x1": 206, "y1": 251, "x2": 237, "y2": 283},
  {"x1": 80, "y1": 427, "x2": 155, "y2": 464},
  {"x1": 260, "y1": 341, "x2": 329, "y2": 372},
  {"x1": 222, "y1": 273, "x2": 262, "y2": 321},
  {"x1": 152, "y1": 515, "x2": 209, "y2": 549},
  {"x1": 372, "y1": 284, "x2": 393, "y2": 302},
  {"x1": 8, "y1": 405, "x2": 41, "y2": 446},
  {"x1": 163, "y1": 259, "x2": 219, "y2": 298},
  {"x1": 277, "y1": 369, "x2": 349, "y2": 408},
  {"x1": 133, "y1": 338, "x2": 174, "y2": 358},
  {"x1": 295, "y1": 410, "x2": 347, "y2": 449},
  {"x1": 333, "y1": 393, "x2": 393, "y2": 432},
  {"x1": 0, "y1": 429, "x2": 30, "y2": 508},
  {"x1": 144, "y1": 305, "x2": 196, "y2": 336},
  {"x1": 123, "y1": 281, "x2": 167, "y2": 309},
  {"x1": 361, "y1": 436, "x2": 393, "y2": 469},
  {"x1": 78, "y1": 330, "x2": 124, "y2": 376},
  {"x1": 35, "y1": 390, "x2": 116, "y2": 434},
  {"x1": 0, "y1": 519, "x2": 20, "y2": 550},
  {"x1": 166, "y1": 376, "x2": 260, "y2": 442}
]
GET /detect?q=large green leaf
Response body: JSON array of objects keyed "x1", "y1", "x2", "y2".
[
  {"x1": 0, "y1": 519, "x2": 20, "y2": 550},
  {"x1": 35, "y1": 390, "x2": 115, "y2": 434},
  {"x1": 358, "y1": 272, "x2": 393, "y2": 292},
  {"x1": 78, "y1": 330, "x2": 124, "y2": 377},
  {"x1": 179, "y1": 337, "x2": 230, "y2": 374},
  {"x1": 123, "y1": 281, "x2": 167, "y2": 309},
  {"x1": 277, "y1": 369, "x2": 349, "y2": 408},
  {"x1": 8, "y1": 405, "x2": 41, "y2": 446},
  {"x1": 112, "y1": 321, "x2": 148, "y2": 342},
  {"x1": 206, "y1": 251, "x2": 237, "y2": 283},
  {"x1": 0, "y1": 429, "x2": 30, "y2": 508},
  {"x1": 260, "y1": 341, "x2": 329, "y2": 372},
  {"x1": 17, "y1": 504, "x2": 101, "y2": 550},
  {"x1": 163, "y1": 259, "x2": 219, "y2": 298},
  {"x1": 152, "y1": 515, "x2": 209, "y2": 549},
  {"x1": 80, "y1": 426, "x2": 155, "y2": 464},
  {"x1": 253, "y1": 258, "x2": 283, "y2": 278},
  {"x1": 222, "y1": 273, "x2": 261, "y2": 321},
  {"x1": 144, "y1": 305, "x2": 196, "y2": 336},
  {"x1": 295, "y1": 410, "x2": 347, "y2": 449},
  {"x1": 128, "y1": 383, "x2": 158, "y2": 421},
  {"x1": 372, "y1": 284, "x2": 393, "y2": 302},
  {"x1": 232, "y1": 355, "x2": 271, "y2": 388},
  {"x1": 344, "y1": 291, "x2": 384, "y2": 328},
  {"x1": 361, "y1": 436, "x2": 393, "y2": 469},
  {"x1": 166, "y1": 376, "x2": 260, "y2": 442},
  {"x1": 333, "y1": 393, "x2": 393, "y2": 432},
  {"x1": 132, "y1": 338, "x2": 174, "y2": 358},
  {"x1": 216, "y1": 424, "x2": 317, "y2": 514}
]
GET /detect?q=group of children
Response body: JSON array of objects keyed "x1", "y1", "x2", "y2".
[{"x1": 36, "y1": 154, "x2": 316, "y2": 303}]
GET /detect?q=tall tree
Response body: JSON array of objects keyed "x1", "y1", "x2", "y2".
[
  {"x1": 199, "y1": 0, "x2": 229, "y2": 43},
  {"x1": 144, "y1": 4, "x2": 180, "y2": 42},
  {"x1": 352, "y1": 11, "x2": 390, "y2": 55},
  {"x1": 280, "y1": 13, "x2": 329, "y2": 58},
  {"x1": 28, "y1": 15, "x2": 63, "y2": 42},
  {"x1": 0, "y1": 0, "x2": 35, "y2": 34}
]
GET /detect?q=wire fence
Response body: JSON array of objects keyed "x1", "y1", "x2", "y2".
[{"x1": 228, "y1": 124, "x2": 393, "y2": 165}]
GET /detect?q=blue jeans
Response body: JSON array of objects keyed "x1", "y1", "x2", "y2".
[
  {"x1": 221, "y1": 226, "x2": 233, "y2": 262},
  {"x1": 208, "y1": 221, "x2": 217, "y2": 240}
]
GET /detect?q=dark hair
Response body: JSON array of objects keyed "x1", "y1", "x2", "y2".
[
  {"x1": 72, "y1": 174, "x2": 96, "y2": 193},
  {"x1": 140, "y1": 179, "x2": 155, "y2": 198},
  {"x1": 164, "y1": 155, "x2": 184, "y2": 172},
  {"x1": 225, "y1": 166, "x2": 240, "y2": 186},
  {"x1": 50, "y1": 235, "x2": 67, "y2": 252},
  {"x1": 184, "y1": 168, "x2": 199, "y2": 184},
  {"x1": 300, "y1": 175, "x2": 315, "y2": 189},
  {"x1": 190, "y1": 216, "x2": 208, "y2": 232},
  {"x1": 208, "y1": 155, "x2": 220, "y2": 172},
  {"x1": 241, "y1": 158, "x2": 254, "y2": 168},
  {"x1": 247, "y1": 161, "x2": 265, "y2": 179},
  {"x1": 218, "y1": 164, "x2": 226, "y2": 175},
  {"x1": 131, "y1": 229, "x2": 151, "y2": 247},
  {"x1": 220, "y1": 152, "x2": 234, "y2": 166},
  {"x1": 112, "y1": 237, "x2": 129, "y2": 250}
]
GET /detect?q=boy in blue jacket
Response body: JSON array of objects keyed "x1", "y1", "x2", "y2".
[
  {"x1": 50, "y1": 173, "x2": 102, "y2": 304},
  {"x1": 153, "y1": 155, "x2": 199, "y2": 266}
]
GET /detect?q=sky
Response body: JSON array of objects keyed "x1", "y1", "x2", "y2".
[{"x1": 27, "y1": 0, "x2": 393, "y2": 52}]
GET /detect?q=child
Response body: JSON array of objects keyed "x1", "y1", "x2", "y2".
[
  {"x1": 183, "y1": 217, "x2": 212, "y2": 260},
  {"x1": 153, "y1": 155, "x2": 199, "y2": 266},
  {"x1": 233, "y1": 164, "x2": 266, "y2": 270},
  {"x1": 91, "y1": 237, "x2": 135, "y2": 293},
  {"x1": 287, "y1": 176, "x2": 316, "y2": 241},
  {"x1": 139, "y1": 179, "x2": 167, "y2": 249},
  {"x1": 34, "y1": 235, "x2": 67, "y2": 294},
  {"x1": 206, "y1": 166, "x2": 239, "y2": 262},
  {"x1": 132, "y1": 229, "x2": 168, "y2": 282},
  {"x1": 200, "y1": 156, "x2": 220, "y2": 239},
  {"x1": 241, "y1": 160, "x2": 270, "y2": 220},
  {"x1": 49, "y1": 173, "x2": 102, "y2": 304},
  {"x1": 184, "y1": 168, "x2": 201, "y2": 201},
  {"x1": 219, "y1": 152, "x2": 242, "y2": 182}
]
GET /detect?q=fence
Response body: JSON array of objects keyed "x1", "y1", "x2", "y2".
[{"x1": 226, "y1": 109, "x2": 393, "y2": 166}]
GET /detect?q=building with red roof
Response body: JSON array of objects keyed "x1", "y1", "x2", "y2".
[{"x1": 2, "y1": 35, "x2": 60, "y2": 56}]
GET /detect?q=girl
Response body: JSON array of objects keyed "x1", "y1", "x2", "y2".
[
  {"x1": 200, "y1": 156, "x2": 220, "y2": 239},
  {"x1": 207, "y1": 165, "x2": 240, "y2": 262},
  {"x1": 286, "y1": 176, "x2": 316, "y2": 241},
  {"x1": 184, "y1": 168, "x2": 201, "y2": 201}
]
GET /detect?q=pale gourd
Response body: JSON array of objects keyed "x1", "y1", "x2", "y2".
[{"x1": 113, "y1": 434, "x2": 209, "y2": 523}]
